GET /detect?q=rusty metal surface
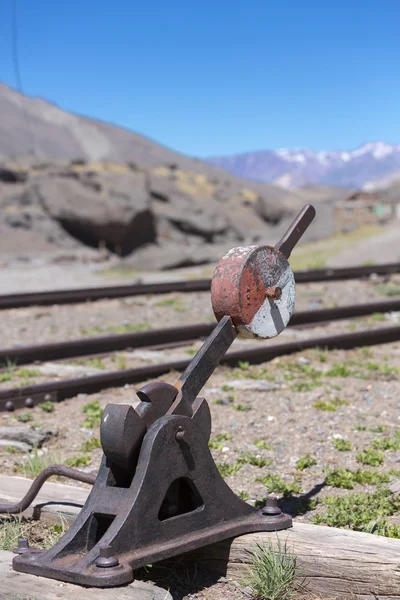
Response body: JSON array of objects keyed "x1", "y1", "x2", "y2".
[
  {"x1": 0, "y1": 466, "x2": 96, "y2": 514},
  {"x1": 211, "y1": 245, "x2": 295, "y2": 339},
  {"x1": 275, "y1": 204, "x2": 316, "y2": 259},
  {"x1": 211, "y1": 205, "x2": 315, "y2": 339}
]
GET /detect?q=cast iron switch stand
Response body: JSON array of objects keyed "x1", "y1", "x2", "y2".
[{"x1": 13, "y1": 205, "x2": 315, "y2": 587}]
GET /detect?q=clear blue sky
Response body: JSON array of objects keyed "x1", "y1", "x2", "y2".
[{"x1": 0, "y1": 0, "x2": 399, "y2": 157}]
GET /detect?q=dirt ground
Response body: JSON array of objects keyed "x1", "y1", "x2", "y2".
[{"x1": 0, "y1": 273, "x2": 399, "y2": 600}]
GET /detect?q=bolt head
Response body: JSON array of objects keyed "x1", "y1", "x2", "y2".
[
  {"x1": 95, "y1": 545, "x2": 119, "y2": 568},
  {"x1": 13, "y1": 538, "x2": 30, "y2": 555},
  {"x1": 262, "y1": 495, "x2": 282, "y2": 516},
  {"x1": 25, "y1": 397, "x2": 34, "y2": 408},
  {"x1": 175, "y1": 426, "x2": 189, "y2": 443},
  {"x1": 5, "y1": 401, "x2": 14, "y2": 412}
]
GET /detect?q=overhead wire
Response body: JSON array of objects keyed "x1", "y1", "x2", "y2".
[{"x1": 11, "y1": 0, "x2": 37, "y2": 161}]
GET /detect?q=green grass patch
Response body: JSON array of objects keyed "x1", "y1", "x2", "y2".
[
  {"x1": 65, "y1": 454, "x2": 91, "y2": 468},
  {"x1": 356, "y1": 447, "x2": 384, "y2": 466},
  {"x1": 82, "y1": 400, "x2": 103, "y2": 428},
  {"x1": 39, "y1": 401, "x2": 54, "y2": 413},
  {"x1": 333, "y1": 439, "x2": 352, "y2": 451},
  {"x1": 313, "y1": 487, "x2": 400, "y2": 537},
  {"x1": 254, "y1": 439, "x2": 272, "y2": 451},
  {"x1": 232, "y1": 403, "x2": 251, "y2": 412},
  {"x1": 376, "y1": 283, "x2": 400, "y2": 297},
  {"x1": 79, "y1": 437, "x2": 101, "y2": 452},
  {"x1": 313, "y1": 397, "x2": 349, "y2": 411},
  {"x1": 324, "y1": 467, "x2": 391, "y2": 489},
  {"x1": 241, "y1": 539, "x2": 301, "y2": 600},
  {"x1": 15, "y1": 412, "x2": 33, "y2": 423},
  {"x1": 238, "y1": 452, "x2": 272, "y2": 468},
  {"x1": 295, "y1": 454, "x2": 317, "y2": 470},
  {"x1": 371, "y1": 437, "x2": 400, "y2": 451},
  {"x1": 14, "y1": 449, "x2": 60, "y2": 478},
  {"x1": 256, "y1": 474, "x2": 301, "y2": 497},
  {"x1": 217, "y1": 461, "x2": 242, "y2": 478}
]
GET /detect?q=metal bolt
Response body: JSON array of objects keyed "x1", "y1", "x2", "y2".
[
  {"x1": 5, "y1": 401, "x2": 14, "y2": 412},
  {"x1": 265, "y1": 286, "x2": 282, "y2": 301},
  {"x1": 44, "y1": 394, "x2": 52, "y2": 402},
  {"x1": 175, "y1": 426, "x2": 189, "y2": 443},
  {"x1": 95, "y1": 545, "x2": 119, "y2": 568},
  {"x1": 25, "y1": 397, "x2": 34, "y2": 408},
  {"x1": 261, "y1": 495, "x2": 282, "y2": 516},
  {"x1": 13, "y1": 538, "x2": 30, "y2": 555}
]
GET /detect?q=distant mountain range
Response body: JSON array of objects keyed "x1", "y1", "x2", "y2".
[{"x1": 207, "y1": 142, "x2": 400, "y2": 190}]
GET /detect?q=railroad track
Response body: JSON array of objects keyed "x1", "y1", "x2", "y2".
[
  {"x1": 1, "y1": 316, "x2": 399, "y2": 411},
  {"x1": 1, "y1": 297, "x2": 400, "y2": 367},
  {"x1": 1, "y1": 261, "x2": 399, "y2": 309}
]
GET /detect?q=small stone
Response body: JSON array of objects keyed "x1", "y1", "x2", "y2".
[{"x1": 333, "y1": 434, "x2": 343, "y2": 439}]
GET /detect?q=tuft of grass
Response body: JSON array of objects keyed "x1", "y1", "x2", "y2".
[
  {"x1": 79, "y1": 437, "x2": 101, "y2": 452},
  {"x1": 82, "y1": 400, "x2": 103, "y2": 428},
  {"x1": 14, "y1": 448, "x2": 60, "y2": 478},
  {"x1": 356, "y1": 447, "x2": 384, "y2": 466},
  {"x1": 313, "y1": 487, "x2": 400, "y2": 537},
  {"x1": 232, "y1": 403, "x2": 252, "y2": 412},
  {"x1": 0, "y1": 515, "x2": 67, "y2": 552},
  {"x1": 376, "y1": 283, "x2": 400, "y2": 297},
  {"x1": 325, "y1": 363, "x2": 354, "y2": 377},
  {"x1": 295, "y1": 454, "x2": 317, "y2": 470},
  {"x1": 154, "y1": 297, "x2": 184, "y2": 310},
  {"x1": 371, "y1": 312, "x2": 385, "y2": 321},
  {"x1": 217, "y1": 461, "x2": 242, "y2": 478},
  {"x1": 365, "y1": 362, "x2": 399, "y2": 376},
  {"x1": 39, "y1": 401, "x2": 54, "y2": 413},
  {"x1": 370, "y1": 424, "x2": 387, "y2": 433},
  {"x1": 221, "y1": 384, "x2": 234, "y2": 392},
  {"x1": 208, "y1": 432, "x2": 232, "y2": 450},
  {"x1": 3, "y1": 445, "x2": 20, "y2": 454},
  {"x1": 313, "y1": 397, "x2": 349, "y2": 411},
  {"x1": 256, "y1": 474, "x2": 301, "y2": 498},
  {"x1": 371, "y1": 437, "x2": 400, "y2": 451},
  {"x1": 324, "y1": 467, "x2": 391, "y2": 489},
  {"x1": 82, "y1": 321, "x2": 152, "y2": 335},
  {"x1": 75, "y1": 357, "x2": 106, "y2": 370},
  {"x1": 15, "y1": 412, "x2": 33, "y2": 423},
  {"x1": 241, "y1": 539, "x2": 301, "y2": 600},
  {"x1": 238, "y1": 452, "x2": 272, "y2": 468},
  {"x1": 238, "y1": 490, "x2": 249, "y2": 501},
  {"x1": 254, "y1": 439, "x2": 272, "y2": 451},
  {"x1": 333, "y1": 439, "x2": 352, "y2": 452},
  {"x1": 113, "y1": 354, "x2": 128, "y2": 370},
  {"x1": 354, "y1": 424, "x2": 367, "y2": 431},
  {"x1": 65, "y1": 454, "x2": 91, "y2": 468}
]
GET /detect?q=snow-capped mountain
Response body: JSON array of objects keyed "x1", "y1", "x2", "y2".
[{"x1": 207, "y1": 142, "x2": 400, "y2": 189}]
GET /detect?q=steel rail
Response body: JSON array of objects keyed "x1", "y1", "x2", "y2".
[
  {"x1": 0, "y1": 262, "x2": 399, "y2": 309},
  {"x1": 1, "y1": 325, "x2": 399, "y2": 412},
  {"x1": 1, "y1": 297, "x2": 399, "y2": 367}
]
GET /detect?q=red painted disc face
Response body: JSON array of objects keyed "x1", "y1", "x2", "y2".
[{"x1": 211, "y1": 245, "x2": 295, "y2": 339}]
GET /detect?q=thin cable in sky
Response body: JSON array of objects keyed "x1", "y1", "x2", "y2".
[{"x1": 11, "y1": 0, "x2": 37, "y2": 158}]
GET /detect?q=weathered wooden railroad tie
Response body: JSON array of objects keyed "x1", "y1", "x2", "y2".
[{"x1": 2, "y1": 205, "x2": 400, "y2": 598}]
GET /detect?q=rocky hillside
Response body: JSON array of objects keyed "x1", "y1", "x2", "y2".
[
  {"x1": 2, "y1": 160, "x2": 335, "y2": 269},
  {"x1": 0, "y1": 83, "x2": 340, "y2": 269}
]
